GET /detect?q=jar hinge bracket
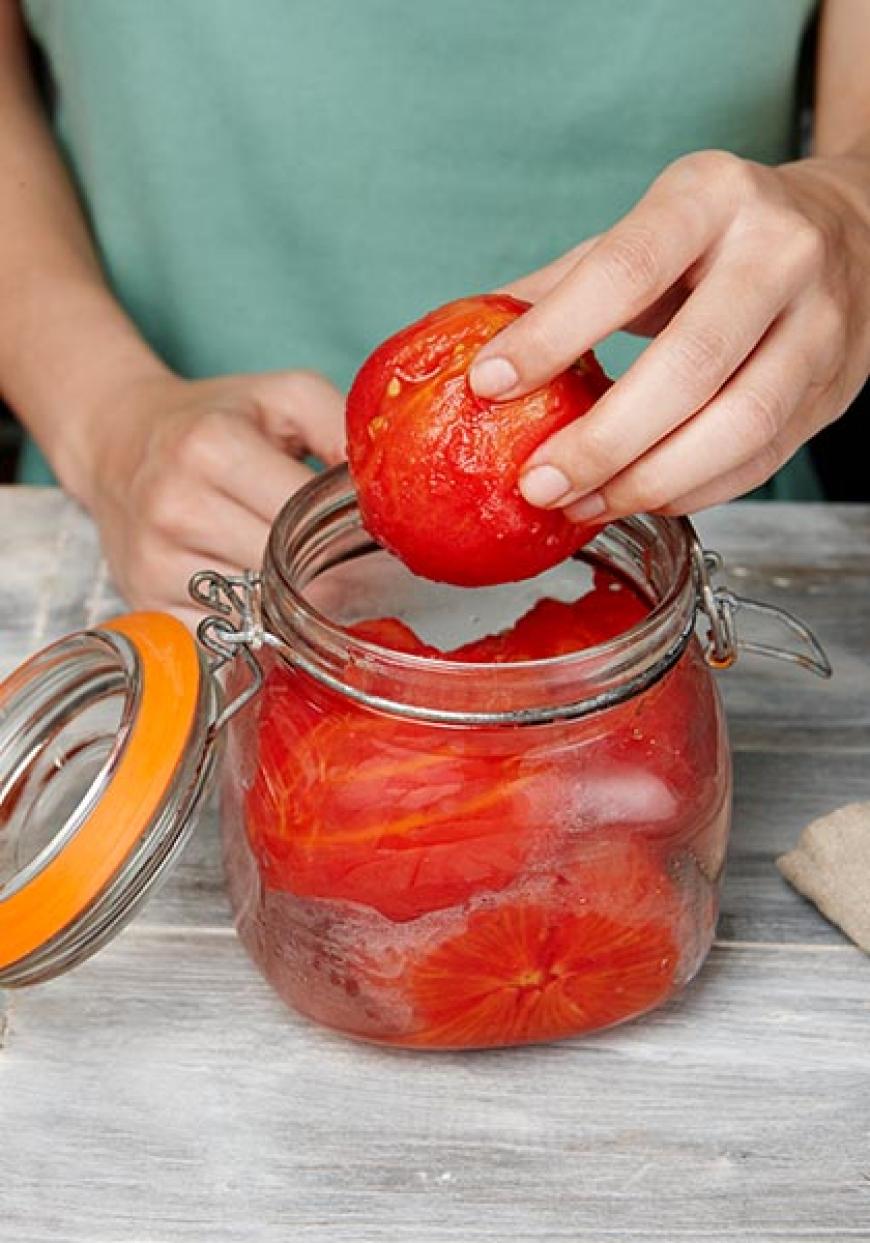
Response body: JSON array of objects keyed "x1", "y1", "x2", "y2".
[
  {"x1": 189, "y1": 570, "x2": 280, "y2": 733},
  {"x1": 692, "y1": 545, "x2": 831, "y2": 679}
]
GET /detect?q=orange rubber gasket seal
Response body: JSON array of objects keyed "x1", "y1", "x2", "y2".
[{"x1": 0, "y1": 612, "x2": 202, "y2": 970}]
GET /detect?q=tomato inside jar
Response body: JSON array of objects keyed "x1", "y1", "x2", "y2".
[{"x1": 220, "y1": 469, "x2": 730, "y2": 1050}]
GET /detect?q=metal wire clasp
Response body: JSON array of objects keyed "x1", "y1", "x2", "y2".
[
  {"x1": 189, "y1": 569, "x2": 277, "y2": 733},
  {"x1": 691, "y1": 543, "x2": 832, "y2": 679}
]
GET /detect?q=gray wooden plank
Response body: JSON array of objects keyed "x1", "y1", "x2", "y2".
[
  {"x1": 694, "y1": 505, "x2": 870, "y2": 750},
  {"x1": 695, "y1": 503, "x2": 870, "y2": 568},
  {"x1": 4, "y1": 496, "x2": 867, "y2": 588},
  {"x1": 0, "y1": 487, "x2": 121, "y2": 677},
  {"x1": 1, "y1": 933, "x2": 868, "y2": 1243},
  {"x1": 724, "y1": 748, "x2": 870, "y2": 945}
]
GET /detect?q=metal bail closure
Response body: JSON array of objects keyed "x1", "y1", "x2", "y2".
[
  {"x1": 692, "y1": 543, "x2": 832, "y2": 679},
  {"x1": 0, "y1": 613, "x2": 218, "y2": 987},
  {"x1": 189, "y1": 569, "x2": 270, "y2": 731}
]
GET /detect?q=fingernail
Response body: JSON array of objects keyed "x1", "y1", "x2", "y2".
[
  {"x1": 469, "y1": 356, "x2": 519, "y2": 398},
  {"x1": 564, "y1": 492, "x2": 607, "y2": 524},
  {"x1": 519, "y1": 465, "x2": 574, "y2": 508}
]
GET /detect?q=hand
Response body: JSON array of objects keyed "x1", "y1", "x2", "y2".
[
  {"x1": 469, "y1": 149, "x2": 870, "y2": 521},
  {"x1": 75, "y1": 370, "x2": 345, "y2": 619}
]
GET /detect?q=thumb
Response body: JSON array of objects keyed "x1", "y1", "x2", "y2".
[{"x1": 251, "y1": 370, "x2": 347, "y2": 466}]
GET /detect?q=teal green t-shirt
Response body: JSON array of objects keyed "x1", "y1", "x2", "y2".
[{"x1": 20, "y1": 0, "x2": 820, "y2": 497}]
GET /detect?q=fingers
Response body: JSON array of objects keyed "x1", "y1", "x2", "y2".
[
  {"x1": 220, "y1": 423, "x2": 315, "y2": 523},
  {"x1": 170, "y1": 409, "x2": 317, "y2": 524},
  {"x1": 253, "y1": 370, "x2": 347, "y2": 466},
  {"x1": 168, "y1": 607, "x2": 210, "y2": 634},
  {"x1": 497, "y1": 237, "x2": 602, "y2": 303},
  {"x1": 117, "y1": 470, "x2": 278, "y2": 612},
  {"x1": 517, "y1": 252, "x2": 800, "y2": 508},
  {"x1": 152, "y1": 489, "x2": 273, "y2": 569},
  {"x1": 565, "y1": 299, "x2": 827, "y2": 520},
  {"x1": 470, "y1": 163, "x2": 732, "y2": 400},
  {"x1": 620, "y1": 279, "x2": 693, "y2": 339},
  {"x1": 654, "y1": 439, "x2": 802, "y2": 515}
]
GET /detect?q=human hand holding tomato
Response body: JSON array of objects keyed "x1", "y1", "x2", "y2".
[
  {"x1": 469, "y1": 150, "x2": 870, "y2": 521},
  {"x1": 346, "y1": 294, "x2": 611, "y2": 586}
]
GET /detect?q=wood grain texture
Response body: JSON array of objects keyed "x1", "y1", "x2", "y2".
[
  {"x1": 2, "y1": 490, "x2": 870, "y2": 1243},
  {"x1": 1, "y1": 934, "x2": 869, "y2": 1243},
  {"x1": 724, "y1": 748, "x2": 870, "y2": 945},
  {"x1": 694, "y1": 505, "x2": 870, "y2": 751},
  {"x1": 0, "y1": 488, "x2": 121, "y2": 678}
]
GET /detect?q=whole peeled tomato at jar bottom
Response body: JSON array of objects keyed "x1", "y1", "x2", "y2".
[
  {"x1": 397, "y1": 899, "x2": 677, "y2": 1048},
  {"x1": 393, "y1": 833, "x2": 687, "y2": 1048},
  {"x1": 238, "y1": 831, "x2": 699, "y2": 1050},
  {"x1": 346, "y1": 294, "x2": 611, "y2": 587}
]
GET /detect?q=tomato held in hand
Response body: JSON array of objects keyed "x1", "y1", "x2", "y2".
[{"x1": 346, "y1": 295, "x2": 611, "y2": 587}]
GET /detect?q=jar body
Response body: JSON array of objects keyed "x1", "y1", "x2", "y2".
[{"x1": 221, "y1": 636, "x2": 730, "y2": 1049}]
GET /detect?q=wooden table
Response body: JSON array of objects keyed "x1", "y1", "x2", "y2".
[{"x1": 1, "y1": 489, "x2": 869, "y2": 1243}]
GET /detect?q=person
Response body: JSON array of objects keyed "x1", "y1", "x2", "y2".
[{"x1": 1, "y1": 1, "x2": 868, "y2": 615}]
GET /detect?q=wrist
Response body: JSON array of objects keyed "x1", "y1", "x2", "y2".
[
  {"x1": 779, "y1": 151, "x2": 870, "y2": 360},
  {"x1": 793, "y1": 148, "x2": 870, "y2": 219},
  {"x1": 0, "y1": 266, "x2": 181, "y2": 503},
  {"x1": 62, "y1": 365, "x2": 190, "y2": 511}
]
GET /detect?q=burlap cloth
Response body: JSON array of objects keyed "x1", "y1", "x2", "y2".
[{"x1": 777, "y1": 802, "x2": 870, "y2": 952}]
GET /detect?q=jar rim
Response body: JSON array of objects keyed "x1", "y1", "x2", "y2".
[{"x1": 261, "y1": 465, "x2": 700, "y2": 725}]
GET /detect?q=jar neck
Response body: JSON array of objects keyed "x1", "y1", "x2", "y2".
[{"x1": 261, "y1": 466, "x2": 699, "y2": 726}]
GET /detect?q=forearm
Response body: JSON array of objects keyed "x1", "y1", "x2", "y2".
[
  {"x1": 815, "y1": 0, "x2": 870, "y2": 158},
  {"x1": 809, "y1": 0, "x2": 870, "y2": 213},
  {"x1": 805, "y1": 113, "x2": 870, "y2": 222},
  {"x1": 0, "y1": 2, "x2": 169, "y2": 498},
  {"x1": 802, "y1": 0, "x2": 870, "y2": 365}
]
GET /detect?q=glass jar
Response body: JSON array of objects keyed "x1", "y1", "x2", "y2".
[
  {"x1": 0, "y1": 467, "x2": 830, "y2": 1047},
  {"x1": 215, "y1": 468, "x2": 801, "y2": 1049}
]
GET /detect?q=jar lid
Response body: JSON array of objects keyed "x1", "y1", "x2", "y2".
[{"x1": 0, "y1": 613, "x2": 217, "y2": 987}]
